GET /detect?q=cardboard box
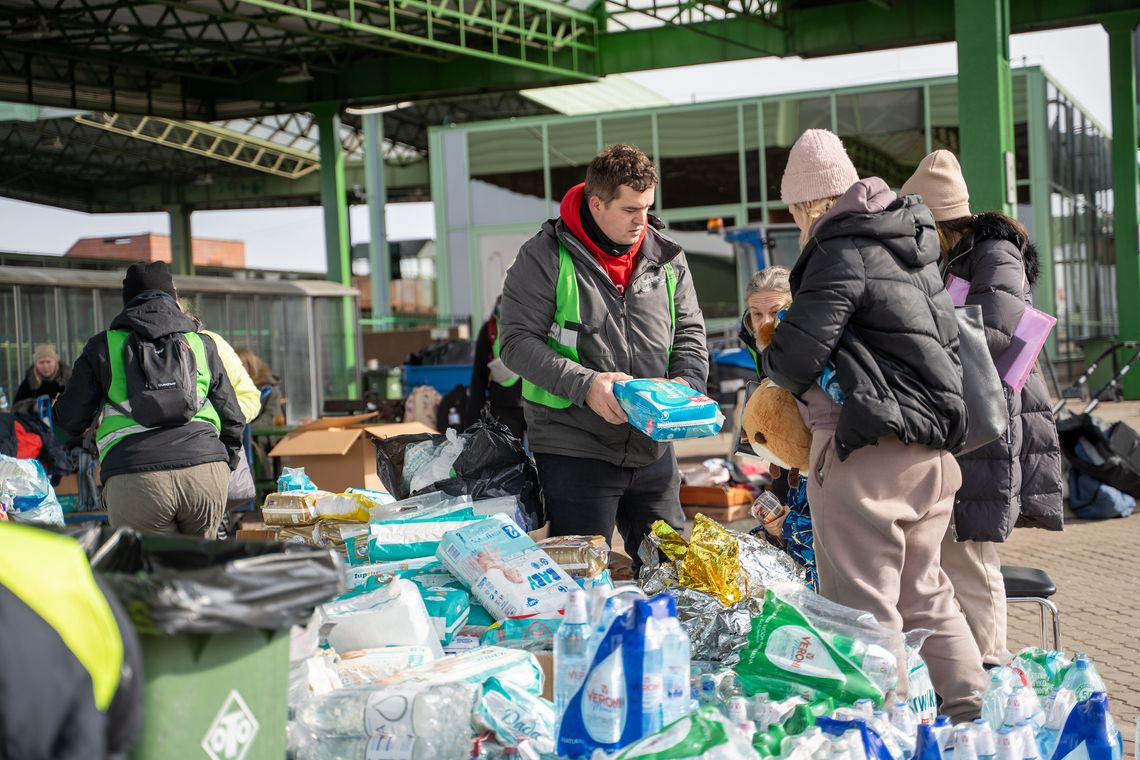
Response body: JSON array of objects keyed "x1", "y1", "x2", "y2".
[
  {"x1": 535, "y1": 651, "x2": 554, "y2": 702},
  {"x1": 55, "y1": 474, "x2": 79, "y2": 496},
  {"x1": 268, "y1": 414, "x2": 437, "y2": 493},
  {"x1": 235, "y1": 529, "x2": 280, "y2": 541}
]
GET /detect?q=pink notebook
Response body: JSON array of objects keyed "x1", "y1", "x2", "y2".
[{"x1": 945, "y1": 274, "x2": 1057, "y2": 392}]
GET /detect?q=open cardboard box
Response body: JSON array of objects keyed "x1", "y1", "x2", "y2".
[{"x1": 268, "y1": 413, "x2": 437, "y2": 493}]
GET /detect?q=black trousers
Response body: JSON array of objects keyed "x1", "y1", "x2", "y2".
[{"x1": 534, "y1": 448, "x2": 685, "y2": 567}]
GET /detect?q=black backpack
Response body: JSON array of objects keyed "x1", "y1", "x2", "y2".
[{"x1": 114, "y1": 332, "x2": 203, "y2": 428}]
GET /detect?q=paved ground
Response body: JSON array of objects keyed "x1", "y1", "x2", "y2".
[{"x1": 673, "y1": 400, "x2": 1140, "y2": 753}]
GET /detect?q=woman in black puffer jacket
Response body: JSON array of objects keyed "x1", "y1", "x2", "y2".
[
  {"x1": 764, "y1": 130, "x2": 985, "y2": 723},
  {"x1": 902, "y1": 150, "x2": 1063, "y2": 667}
]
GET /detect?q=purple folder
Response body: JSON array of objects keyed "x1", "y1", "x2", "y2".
[{"x1": 945, "y1": 274, "x2": 1056, "y2": 392}]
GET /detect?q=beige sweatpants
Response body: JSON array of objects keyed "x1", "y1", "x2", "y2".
[
  {"x1": 103, "y1": 460, "x2": 230, "y2": 539},
  {"x1": 941, "y1": 526, "x2": 1009, "y2": 666},
  {"x1": 806, "y1": 431, "x2": 987, "y2": 723}
]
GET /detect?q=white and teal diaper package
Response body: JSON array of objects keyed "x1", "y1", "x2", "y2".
[
  {"x1": 437, "y1": 512, "x2": 575, "y2": 620},
  {"x1": 614, "y1": 379, "x2": 724, "y2": 441}
]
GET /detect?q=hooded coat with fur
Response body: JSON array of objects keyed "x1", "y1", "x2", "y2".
[
  {"x1": 763, "y1": 178, "x2": 967, "y2": 461},
  {"x1": 944, "y1": 213, "x2": 1064, "y2": 541}
]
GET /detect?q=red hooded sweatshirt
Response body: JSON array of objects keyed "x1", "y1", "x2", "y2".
[{"x1": 559, "y1": 183, "x2": 646, "y2": 294}]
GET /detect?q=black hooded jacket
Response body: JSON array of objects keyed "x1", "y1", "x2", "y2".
[
  {"x1": 54, "y1": 291, "x2": 244, "y2": 482},
  {"x1": 763, "y1": 182, "x2": 966, "y2": 460},
  {"x1": 944, "y1": 213, "x2": 1063, "y2": 541}
]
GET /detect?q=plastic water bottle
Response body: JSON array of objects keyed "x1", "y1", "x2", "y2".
[
  {"x1": 727, "y1": 696, "x2": 755, "y2": 742},
  {"x1": 656, "y1": 596, "x2": 692, "y2": 726},
  {"x1": 956, "y1": 725, "x2": 980, "y2": 760},
  {"x1": 974, "y1": 719, "x2": 998, "y2": 760},
  {"x1": 1037, "y1": 688, "x2": 1074, "y2": 760},
  {"x1": 916, "y1": 723, "x2": 945, "y2": 760},
  {"x1": 637, "y1": 599, "x2": 665, "y2": 736},
  {"x1": 890, "y1": 700, "x2": 917, "y2": 738},
  {"x1": 1061, "y1": 655, "x2": 1107, "y2": 702},
  {"x1": 995, "y1": 726, "x2": 1022, "y2": 760},
  {"x1": 554, "y1": 590, "x2": 591, "y2": 720},
  {"x1": 295, "y1": 732, "x2": 442, "y2": 760},
  {"x1": 296, "y1": 683, "x2": 477, "y2": 746},
  {"x1": 1005, "y1": 686, "x2": 1029, "y2": 727},
  {"x1": 854, "y1": 698, "x2": 875, "y2": 719},
  {"x1": 448, "y1": 406, "x2": 461, "y2": 428},
  {"x1": 1015, "y1": 720, "x2": 1041, "y2": 760},
  {"x1": 936, "y1": 715, "x2": 955, "y2": 751}
]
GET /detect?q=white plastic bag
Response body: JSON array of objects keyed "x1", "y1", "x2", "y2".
[
  {"x1": 0, "y1": 455, "x2": 63, "y2": 527},
  {"x1": 407, "y1": 428, "x2": 467, "y2": 494}
]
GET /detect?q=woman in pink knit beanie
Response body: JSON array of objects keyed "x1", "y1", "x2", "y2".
[
  {"x1": 902, "y1": 150, "x2": 1063, "y2": 670},
  {"x1": 763, "y1": 130, "x2": 987, "y2": 722}
]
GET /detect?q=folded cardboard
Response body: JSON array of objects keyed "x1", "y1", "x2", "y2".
[{"x1": 268, "y1": 414, "x2": 437, "y2": 493}]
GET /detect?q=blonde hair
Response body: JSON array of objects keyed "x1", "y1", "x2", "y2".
[
  {"x1": 745, "y1": 266, "x2": 791, "y2": 300},
  {"x1": 236, "y1": 348, "x2": 273, "y2": 386},
  {"x1": 790, "y1": 197, "x2": 839, "y2": 248}
]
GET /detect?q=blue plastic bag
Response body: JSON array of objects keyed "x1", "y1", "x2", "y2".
[{"x1": 0, "y1": 455, "x2": 63, "y2": 527}]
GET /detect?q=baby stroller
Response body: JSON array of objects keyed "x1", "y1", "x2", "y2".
[{"x1": 1051, "y1": 342, "x2": 1140, "y2": 516}]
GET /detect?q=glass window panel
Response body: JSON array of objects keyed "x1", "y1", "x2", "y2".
[
  {"x1": 762, "y1": 227, "x2": 803, "y2": 270},
  {"x1": 601, "y1": 116, "x2": 653, "y2": 158},
  {"x1": 281, "y1": 297, "x2": 312, "y2": 423},
  {"x1": 193, "y1": 293, "x2": 228, "y2": 334},
  {"x1": 316, "y1": 297, "x2": 354, "y2": 411},
  {"x1": 468, "y1": 127, "x2": 547, "y2": 225},
  {"x1": 17, "y1": 287, "x2": 59, "y2": 376},
  {"x1": 61, "y1": 289, "x2": 96, "y2": 367},
  {"x1": 228, "y1": 296, "x2": 256, "y2": 348},
  {"x1": 548, "y1": 121, "x2": 599, "y2": 202},
  {"x1": 0, "y1": 287, "x2": 17, "y2": 398},
  {"x1": 929, "y1": 83, "x2": 960, "y2": 154},
  {"x1": 836, "y1": 87, "x2": 925, "y2": 188},
  {"x1": 764, "y1": 97, "x2": 830, "y2": 204},
  {"x1": 744, "y1": 105, "x2": 762, "y2": 203},
  {"x1": 661, "y1": 223, "x2": 738, "y2": 319},
  {"x1": 658, "y1": 106, "x2": 741, "y2": 209}
]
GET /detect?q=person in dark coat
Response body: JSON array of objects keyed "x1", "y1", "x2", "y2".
[
  {"x1": 903, "y1": 150, "x2": 1064, "y2": 666},
  {"x1": 466, "y1": 296, "x2": 525, "y2": 439},
  {"x1": 12, "y1": 343, "x2": 71, "y2": 412},
  {"x1": 763, "y1": 129, "x2": 985, "y2": 722}
]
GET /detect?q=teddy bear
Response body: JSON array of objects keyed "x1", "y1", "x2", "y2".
[{"x1": 741, "y1": 316, "x2": 811, "y2": 474}]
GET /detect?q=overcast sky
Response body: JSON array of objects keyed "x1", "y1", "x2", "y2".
[{"x1": 0, "y1": 24, "x2": 1113, "y2": 272}]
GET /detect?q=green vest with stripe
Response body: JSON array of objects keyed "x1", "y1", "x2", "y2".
[
  {"x1": 95, "y1": 330, "x2": 221, "y2": 461},
  {"x1": 0, "y1": 522, "x2": 124, "y2": 712},
  {"x1": 522, "y1": 243, "x2": 677, "y2": 409},
  {"x1": 491, "y1": 317, "x2": 520, "y2": 388}
]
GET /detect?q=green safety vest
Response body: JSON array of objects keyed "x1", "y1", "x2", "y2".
[
  {"x1": 491, "y1": 317, "x2": 520, "y2": 388},
  {"x1": 95, "y1": 329, "x2": 221, "y2": 460},
  {"x1": 522, "y1": 243, "x2": 677, "y2": 409},
  {"x1": 0, "y1": 522, "x2": 123, "y2": 711}
]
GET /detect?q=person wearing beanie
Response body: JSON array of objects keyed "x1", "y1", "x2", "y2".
[
  {"x1": 763, "y1": 130, "x2": 987, "y2": 722},
  {"x1": 13, "y1": 343, "x2": 72, "y2": 410},
  {"x1": 902, "y1": 150, "x2": 1063, "y2": 668},
  {"x1": 54, "y1": 261, "x2": 245, "y2": 539}
]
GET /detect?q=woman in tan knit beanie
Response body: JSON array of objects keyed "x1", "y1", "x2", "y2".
[
  {"x1": 765, "y1": 130, "x2": 987, "y2": 722},
  {"x1": 13, "y1": 343, "x2": 71, "y2": 410},
  {"x1": 902, "y1": 150, "x2": 1063, "y2": 668}
]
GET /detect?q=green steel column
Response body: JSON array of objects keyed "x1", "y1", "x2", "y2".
[
  {"x1": 363, "y1": 113, "x2": 391, "y2": 320},
  {"x1": 954, "y1": 0, "x2": 1015, "y2": 216},
  {"x1": 1107, "y1": 19, "x2": 1140, "y2": 396},
  {"x1": 315, "y1": 103, "x2": 358, "y2": 398},
  {"x1": 1025, "y1": 69, "x2": 1057, "y2": 353},
  {"x1": 167, "y1": 205, "x2": 194, "y2": 275}
]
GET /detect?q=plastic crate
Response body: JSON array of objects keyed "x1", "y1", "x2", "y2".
[{"x1": 402, "y1": 363, "x2": 473, "y2": 393}]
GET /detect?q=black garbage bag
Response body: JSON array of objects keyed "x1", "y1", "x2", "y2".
[
  {"x1": 373, "y1": 413, "x2": 544, "y2": 529},
  {"x1": 78, "y1": 527, "x2": 344, "y2": 635},
  {"x1": 407, "y1": 339, "x2": 475, "y2": 366}
]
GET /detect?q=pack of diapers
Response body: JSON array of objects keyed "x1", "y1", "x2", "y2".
[
  {"x1": 437, "y1": 512, "x2": 575, "y2": 620},
  {"x1": 421, "y1": 586, "x2": 471, "y2": 646},
  {"x1": 344, "y1": 509, "x2": 484, "y2": 565},
  {"x1": 613, "y1": 379, "x2": 725, "y2": 441}
]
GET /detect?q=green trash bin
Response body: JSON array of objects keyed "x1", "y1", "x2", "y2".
[{"x1": 131, "y1": 629, "x2": 289, "y2": 760}]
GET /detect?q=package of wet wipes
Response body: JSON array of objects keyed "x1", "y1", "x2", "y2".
[
  {"x1": 437, "y1": 512, "x2": 575, "y2": 620},
  {"x1": 614, "y1": 379, "x2": 725, "y2": 441}
]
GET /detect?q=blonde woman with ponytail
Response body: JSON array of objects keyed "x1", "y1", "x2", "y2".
[{"x1": 763, "y1": 129, "x2": 986, "y2": 722}]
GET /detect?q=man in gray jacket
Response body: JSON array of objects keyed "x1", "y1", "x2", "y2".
[{"x1": 500, "y1": 144, "x2": 708, "y2": 563}]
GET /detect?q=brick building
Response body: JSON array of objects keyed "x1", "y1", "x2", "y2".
[{"x1": 65, "y1": 233, "x2": 245, "y2": 268}]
